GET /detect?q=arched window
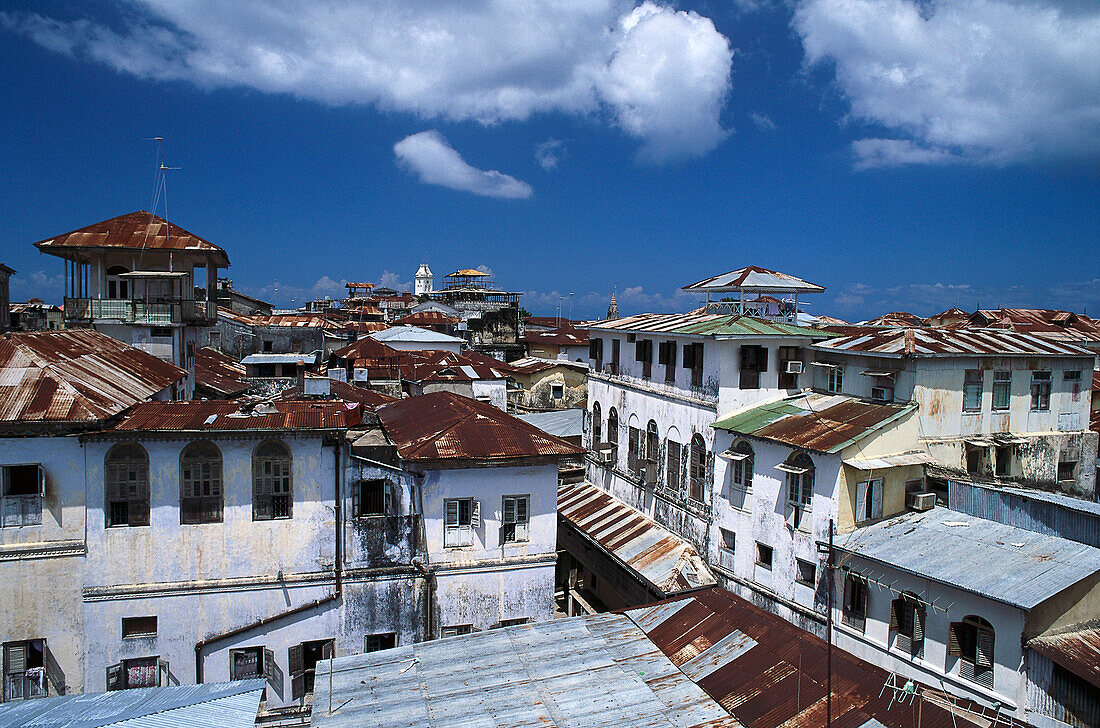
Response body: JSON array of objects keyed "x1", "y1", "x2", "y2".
[
  {"x1": 689, "y1": 434, "x2": 708, "y2": 502},
  {"x1": 607, "y1": 408, "x2": 619, "y2": 449},
  {"x1": 730, "y1": 440, "x2": 754, "y2": 491},
  {"x1": 890, "y1": 592, "x2": 926, "y2": 659},
  {"x1": 646, "y1": 421, "x2": 659, "y2": 464},
  {"x1": 949, "y1": 616, "x2": 995, "y2": 688},
  {"x1": 106, "y1": 265, "x2": 130, "y2": 300},
  {"x1": 253, "y1": 440, "x2": 292, "y2": 520},
  {"x1": 180, "y1": 441, "x2": 223, "y2": 524},
  {"x1": 666, "y1": 432, "x2": 682, "y2": 496},
  {"x1": 105, "y1": 443, "x2": 149, "y2": 527},
  {"x1": 591, "y1": 402, "x2": 602, "y2": 447},
  {"x1": 782, "y1": 451, "x2": 814, "y2": 528}
]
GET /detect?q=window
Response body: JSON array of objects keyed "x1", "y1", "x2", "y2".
[
  {"x1": 842, "y1": 573, "x2": 868, "y2": 631},
  {"x1": 607, "y1": 408, "x2": 619, "y2": 451},
  {"x1": 263, "y1": 340, "x2": 273, "y2": 352},
  {"x1": 591, "y1": 402, "x2": 602, "y2": 447},
  {"x1": 106, "y1": 265, "x2": 129, "y2": 300},
  {"x1": 3, "y1": 640, "x2": 46, "y2": 701},
  {"x1": 444, "y1": 498, "x2": 479, "y2": 547},
  {"x1": 440, "y1": 625, "x2": 473, "y2": 638},
  {"x1": 963, "y1": 370, "x2": 983, "y2": 412},
  {"x1": 796, "y1": 559, "x2": 817, "y2": 587},
  {"x1": 755, "y1": 542, "x2": 773, "y2": 569},
  {"x1": 666, "y1": 439, "x2": 682, "y2": 495},
  {"x1": 730, "y1": 441, "x2": 753, "y2": 492},
  {"x1": 645, "y1": 421, "x2": 659, "y2": 464},
  {"x1": 689, "y1": 434, "x2": 708, "y2": 503},
  {"x1": 682, "y1": 342, "x2": 704, "y2": 387},
  {"x1": 611, "y1": 339, "x2": 620, "y2": 372},
  {"x1": 739, "y1": 345, "x2": 767, "y2": 390},
  {"x1": 827, "y1": 365, "x2": 843, "y2": 393},
  {"x1": 551, "y1": 383, "x2": 564, "y2": 400},
  {"x1": 1058, "y1": 461, "x2": 1077, "y2": 482},
  {"x1": 105, "y1": 444, "x2": 150, "y2": 527},
  {"x1": 855, "y1": 478, "x2": 882, "y2": 523},
  {"x1": 150, "y1": 327, "x2": 172, "y2": 338},
  {"x1": 1, "y1": 464, "x2": 45, "y2": 528},
  {"x1": 636, "y1": 339, "x2": 653, "y2": 378},
  {"x1": 106, "y1": 656, "x2": 168, "y2": 691},
  {"x1": 966, "y1": 445, "x2": 985, "y2": 475},
  {"x1": 658, "y1": 340, "x2": 677, "y2": 383},
  {"x1": 289, "y1": 639, "x2": 333, "y2": 699},
  {"x1": 230, "y1": 646, "x2": 274, "y2": 680},
  {"x1": 890, "y1": 594, "x2": 925, "y2": 659},
  {"x1": 121, "y1": 617, "x2": 157, "y2": 639},
  {"x1": 778, "y1": 346, "x2": 801, "y2": 389},
  {"x1": 627, "y1": 426, "x2": 643, "y2": 476},
  {"x1": 363, "y1": 634, "x2": 397, "y2": 652},
  {"x1": 1065, "y1": 369, "x2": 1083, "y2": 402},
  {"x1": 720, "y1": 528, "x2": 735, "y2": 552},
  {"x1": 783, "y1": 452, "x2": 814, "y2": 529},
  {"x1": 589, "y1": 338, "x2": 604, "y2": 370},
  {"x1": 180, "y1": 441, "x2": 223, "y2": 524},
  {"x1": 1031, "y1": 371, "x2": 1051, "y2": 411},
  {"x1": 994, "y1": 446, "x2": 1012, "y2": 477},
  {"x1": 949, "y1": 616, "x2": 994, "y2": 688},
  {"x1": 498, "y1": 618, "x2": 529, "y2": 628},
  {"x1": 501, "y1": 496, "x2": 529, "y2": 543},
  {"x1": 252, "y1": 441, "x2": 292, "y2": 520},
  {"x1": 354, "y1": 479, "x2": 395, "y2": 517},
  {"x1": 992, "y1": 370, "x2": 1011, "y2": 410}
]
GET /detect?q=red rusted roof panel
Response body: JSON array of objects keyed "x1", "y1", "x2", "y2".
[
  {"x1": 817, "y1": 326, "x2": 1093, "y2": 357},
  {"x1": 112, "y1": 399, "x2": 360, "y2": 431},
  {"x1": 195, "y1": 347, "x2": 248, "y2": 397},
  {"x1": 33, "y1": 211, "x2": 230, "y2": 266},
  {"x1": 275, "y1": 379, "x2": 395, "y2": 410},
  {"x1": 1028, "y1": 625, "x2": 1100, "y2": 689}
]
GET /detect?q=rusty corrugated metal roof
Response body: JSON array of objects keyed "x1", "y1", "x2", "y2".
[
  {"x1": 559, "y1": 480, "x2": 717, "y2": 596},
  {"x1": 623, "y1": 588, "x2": 1012, "y2": 728},
  {"x1": 377, "y1": 391, "x2": 583, "y2": 462},
  {"x1": 274, "y1": 379, "x2": 395, "y2": 410},
  {"x1": 332, "y1": 336, "x2": 402, "y2": 362},
  {"x1": 712, "y1": 393, "x2": 915, "y2": 454},
  {"x1": 1028, "y1": 625, "x2": 1100, "y2": 689},
  {"x1": 194, "y1": 347, "x2": 248, "y2": 397},
  {"x1": 111, "y1": 399, "x2": 360, "y2": 431},
  {"x1": 682, "y1": 266, "x2": 825, "y2": 293},
  {"x1": 393, "y1": 310, "x2": 460, "y2": 326},
  {"x1": 523, "y1": 327, "x2": 590, "y2": 346},
  {"x1": 588, "y1": 312, "x2": 829, "y2": 339},
  {"x1": 814, "y1": 326, "x2": 1093, "y2": 357},
  {"x1": 0, "y1": 330, "x2": 186, "y2": 424},
  {"x1": 863, "y1": 311, "x2": 924, "y2": 326},
  {"x1": 969, "y1": 308, "x2": 1100, "y2": 343},
  {"x1": 32, "y1": 211, "x2": 230, "y2": 266}
]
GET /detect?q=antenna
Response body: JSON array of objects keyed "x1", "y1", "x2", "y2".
[{"x1": 143, "y1": 137, "x2": 181, "y2": 260}]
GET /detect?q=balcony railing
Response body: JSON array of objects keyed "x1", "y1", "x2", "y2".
[{"x1": 64, "y1": 298, "x2": 216, "y2": 325}]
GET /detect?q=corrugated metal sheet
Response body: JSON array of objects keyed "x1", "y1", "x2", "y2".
[
  {"x1": 588, "y1": 312, "x2": 828, "y2": 339},
  {"x1": 275, "y1": 379, "x2": 396, "y2": 410},
  {"x1": 0, "y1": 330, "x2": 186, "y2": 424},
  {"x1": 843, "y1": 451, "x2": 936, "y2": 469},
  {"x1": 863, "y1": 312, "x2": 924, "y2": 326},
  {"x1": 558, "y1": 480, "x2": 717, "y2": 596},
  {"x1": 682, "y1": 267, "x2": 826, "y2": 294},
  {"x1": 310, "y1": 615, "x2": 739, "y2": 728},
  {"x1": 523, "y1": 328, "x2": 590, "y2": 346},
  {"x1": 0, "y1": 679, "x2": 264, "y2": 728},
  {"x1": 970, "y1": 309, "x2": 1100, "y2": 344},
  {"x1": 369, "y1": 325, "x2": 465, "y2": 344},
  {"x1": 392, "y1": 310, "x2": 460, "y2": 326},
  {"x1": 376, "y1": 391, "x2": 583, "y2": 461},
  {"x1": 240, "y1": 353, "x2": 319, "y2": 365},
  {"x1": 110, "y1": 399, "x2": 360, "y2": 432},
  {"x1": 32, "y1": 211, "x2": 230, "y2": 267},
  {"x1": 814, "y1": 327, "x2": 1093, "y2": 357},
  {"x1": 625, "y1": 588, "x2": 1000, "y2": 728},
  {"x1": 712, "y1": 393, "x2": 914, "y2": 454},
  {"x1": 194, "y1": 347, "x2": 248, "y2": 397},
  {"x1": 836, "y1": 507, "x2": 1100, "y2": 610},
  {"x1": 1028, "y1": 626, "x2": 1100, "y2": 689},
  {"x1": 516, "y1": 409, "x2": 584, "y2": 440},
  {"x1": 947, "y1": 479, "x2": 1100, "y2": 548}
]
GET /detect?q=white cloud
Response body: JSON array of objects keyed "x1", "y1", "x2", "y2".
[
  {"x1": 794, "y1": 0, "x2": 1100, "y2": 166},
  {"x1": 394, "y1": 131, "x2": 533, "y2": 199},
  {"x1": 750, "y1": 112, "x2": 776, "y2": 131},
  {"x1": 9, "y1": 270, "x2": 65, "y2": 303},
  {"x1": 3, "y1": 1, "x2": 733, "y2": 163},
  {"x1": 535, "y1": 139, "x2": 565, "y2": 170}
]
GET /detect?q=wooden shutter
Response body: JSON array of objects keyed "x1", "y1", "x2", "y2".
[
  {"x1": 8, "y1": 643, "x2": 27, "y2": 673},
  {"x1": 288, "y1": 644, "x2": 303, "y2": 676},
  {"x1": 870, "y1": 480, "x2": 883, "y2": 519},
  {"x1": 471, "y1": 500, "x2": 481, "y2": 529},
  {"x1": 158, "y1": 659, "x2": 169, "y2": 687},
  {"x1": 913, "y1": 605, "x2": 925, "y2": 645},
  {"x1": 856, "y1": 481, "x2": 868, "y2": 522},
  {"x1": 658, "y1": 342, "x2": 668, "y2": 364},
  {"x1": 445, "y1": 500, "x2": 458, "y2": 527},
  {"x1": 291, "y1": 673, "x2": 305, "y2": 700},
  {"x1": 322, "y1": 640, "x2": 333, "y2": 660},
  {"x1": 975, "y1": 628, "x2": 994, "y2": 668},
  {"x1": 106, "y1": 663, "x2": 123, "y2": 691},
  {"x1": 351, "y1": 482, "x2": 360, "y2": 519},
  {"x1": 682, "y1": 343, "x2": 694, "y2": 369},
  {"x1": 264, "y1": 649, "x2": 276, "y2": 687},
  {"x1": 947, "y1": 623, "x2": 962, "y2": 656},
  {"x1": 503, "y1": 497, "x2": 515, "y2": 524},
  {"x1": 37, "y1": 466, "x2": 46, "y2": 497},
  {"x1": 668, "y1": 342, "x2": 677, "y2": 368},
  {"x1": 889, "y1": 598, "x2": 900, "y2": 631}
]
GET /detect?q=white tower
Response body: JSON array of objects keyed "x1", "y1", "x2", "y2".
[{"x1": 415, "y1": 263, "x2": 433, "y2": 296}]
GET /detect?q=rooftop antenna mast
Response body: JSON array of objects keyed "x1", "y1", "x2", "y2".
[{"x1": 142, "y1": 137, "x2": 181, "y2": 262}]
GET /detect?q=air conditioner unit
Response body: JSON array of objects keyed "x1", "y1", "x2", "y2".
[
  {"x1": 595, "y1": 447, "x2": 615, "y2": 464},
  {"x1": 906, "y1": 491, "x2": 936, "y2": 512},
  {"x1": 786, "y1": 361, "x2": 804, "y2": 374},
  {"x1": 644, "y1": 462, "x2": 659, "y2": 484},
  {"x1": 871, "y1": 386, "x2": 894, "y2": 402}
]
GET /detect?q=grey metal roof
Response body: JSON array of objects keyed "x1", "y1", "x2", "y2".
[
  {"x1": 0, "y1": 680, "x2": 265, "y2": 728},
  {"x1": 310, "y1": 615, "x2": 738, "y2": 728},
  {"x1": 515, "y1": 408, "x2": 584, "y2": 439},
  {"x1": 946, "y1": 479, "x2": 1100, "y2": 548},
  {"x1": 240, "y1": 352, "x2": 319, "y2": 365},
  {"x1": 837, "y1": 507, "x2": 1100, "y2": 610},
  {"x1": 369, "y1": 325, "x2": 466, "y2": 344}
]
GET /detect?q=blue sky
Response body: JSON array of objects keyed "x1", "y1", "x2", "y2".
[{"x1": 1, "y1": 0, "x2": 1097, "y2": 322}]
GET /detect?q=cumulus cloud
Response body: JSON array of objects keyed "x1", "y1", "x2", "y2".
[
  {"x1": 9, "y1": 270, "x2": 65, "y2": 303},
  {"x1": 794, "y1": 0, "x2": 1100, "y2": 166},
  {"x1": 394, "y1": 131, "x2": 532, "y2": 199},
  {"x1": 2, "y1": 1, "x2": 733, "y2": 162},
  {"x1": 535, "y1": 139, "x2": 565, "y2": 170}
]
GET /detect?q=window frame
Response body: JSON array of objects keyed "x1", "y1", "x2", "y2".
[
  {"x1": 949, "y1": 616, "x2": 994, "y2": 688},
  {"x1": 730, "y1": 440, "x2": 754, "y2": 492},
  {"x1": 784, "y1": 452, "x2": 815, "y2": 529},
  {"x1": 795, "y1": 558, "x2": 817, "y2": 587},
  {"x1": 890, "y1": 593, "x2": 926, "y2": 660},
  {"x1": 855, "y1": 478, "x2": 883, "y2": 524},
  {"x1": 689, "y1": 434, "x2": 708, "y2": 503},
  {"x1": 666, "y1": 439, "x2": 682, "y2": 496},
  {"x1": 719, "y1": 528, "x2": 736, "y2": 552},
  {"x1": 827, "y1": 365, "x2": 843, "y2": 394},
  {"x1": 3, "y1": 639, "x2": 46, "y2": 701},
  {"x1": 841, "y1": 572, "x2": 868, "y2": 632},
  {"x1": 1030, "y1": 371, "x2": 1051, "y2": 412},
  {"x1": 755, "y1": 542, "x2": 773, "y2": 570},
  {"x1": 443, "y1": 498, "x2": 478, "y2": 548},
  {"x1": 252, "y1": 440, "x2": 292, "y2": 521},
  {"x1": 963, "y1": 370, "x2": 983, "y2": 412},
  {"x1": 121, "y1": 616, "x2": 157, "y2": 640},
  {"x1": 501, "y1": 495, "x2": 530, "y2": 544},
  {"x1": 1, "y1": 464, "x2": 46, "y2": 528},
  {"x1": 591, "y1": 402, "x2": 602, "y2": 446},
  {"x1": 179, "y1": 441, "x2": 223, "y2": 525},
  {"x1": 105, "y1": 443, "x2": 150, "y2": 528},
  {"x1": 991, "y1": 370, "x2": 1011, "y2": 411},
  {"x1": 363, "y1": 633, "x2": 398, "y2": 653}
]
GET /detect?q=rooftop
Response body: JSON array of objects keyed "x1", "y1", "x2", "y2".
[
  {"x1": 240, "y1": 352, "x2": 319, "y2": 365},
  {"x1": 0, "y1": 330, "x2": 186, "y2": 425},
  {"x1": 1027, "y1": 623, "x2": 1100, "y2": 690},
  {"x1": 376, "y1": 391, "x2": 583, "y2": 462},
  {"x1": 194, "y1": 347, "x2": 248, "y2": 397},
  {"x1": 311, "y1": 613, "x2": 738, "y2": 728},
  {"x1": 110, "y1": 399, "x2": 361, "y2": 432},
  {"x1": 404, "y1": 350, "x2": 510, "y2": 383},
  {"x1": 814, "y1": 326, "x2": 1093, "y2": 358},
  {"x1": 970, "y1": 308, "x2": 1100, "y2": 343},
  {"x1": 837, "y1": 507, "x2": 1100, "y2": 610},
  {"x1": 523, "y1": 327, "x2": 590, "y2": 347},
  {"x1": 0, "y1": 679, "x2": 265, "y2": 728},
  {"x1": 392, "y1": 310, "x2": 460, "y2": 327},
  {"x1": 712, "y1": 392, "x2": 915, "y2": 454},
  {"x1": 369, "y1": 325, "x2": 466, "y2": 345},
  {"x1": 587, "y1": 312, "x2": 830, "y2": 339},
  {"x1": 682, "y1": 266, "x2": 826, "y2": 294},
  {"x1": 32, "y1": 211, "x2": 230, "y2": 267},
  {"x1": 331, "y1": 336, "x2": 402, "y2": 362},
  {"x1": 559, "y1": 480, "x2": 716, "y2": 596},
  {"x1": 509, "y1": 355, "x2": 589, "y2": 374},
  {"x1": 516, "y1": 408, "x2": 584, "y2": 440},
  {"x1": 274, "y1": 378, "x2": 396, "y2": 410}
]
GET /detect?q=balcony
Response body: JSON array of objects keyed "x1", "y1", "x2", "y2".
[{"x1": 64, "y1": 298, "x2": 216, "y2": 325}]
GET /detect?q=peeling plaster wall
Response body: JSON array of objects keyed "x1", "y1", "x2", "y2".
[{"x1": 514, "y1": 367, "x2": 587, "y2": 411}]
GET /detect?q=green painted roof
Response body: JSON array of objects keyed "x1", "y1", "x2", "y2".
[{"x1": 589, "y1": 313, "x2": 833, "y2": 339}]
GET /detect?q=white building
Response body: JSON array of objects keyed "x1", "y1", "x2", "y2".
[
  {"x1": 414, "y1": 263, "x2": 433, "y2": 296},
  {"x1": 368, "y1": 325, "x2": 466, "y2": 354},
  {"x1": 32, "y1": 211, "x2": 231, "y2": 399}
]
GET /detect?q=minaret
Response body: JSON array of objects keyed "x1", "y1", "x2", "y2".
[
  {"x1": 605, "y1": 291, "x2": 619, "y2": 321},
  {"x1": 415, "y1": 263, "x2": 433, "y2": 296}
]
